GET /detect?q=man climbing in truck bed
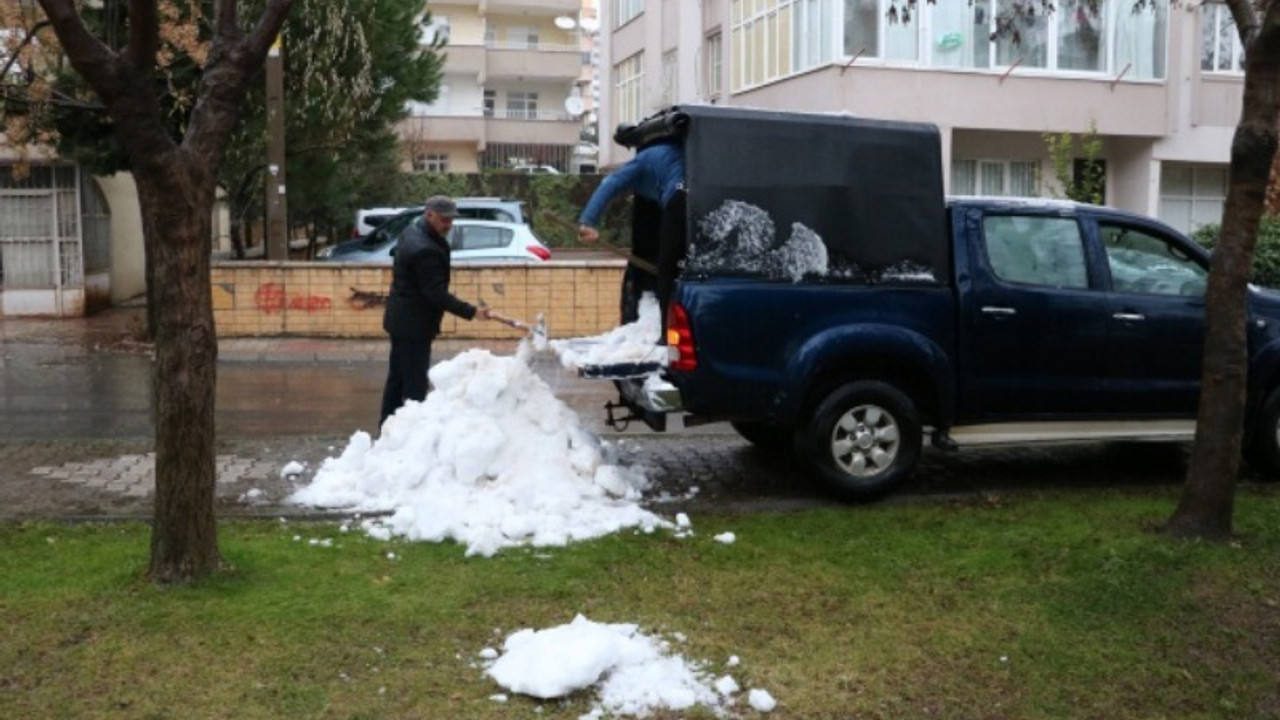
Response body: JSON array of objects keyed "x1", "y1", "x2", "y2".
[{"x1": 577, "y1": 113, "x2": 689, "y2": 335}]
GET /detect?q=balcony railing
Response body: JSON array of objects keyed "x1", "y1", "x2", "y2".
[
  {"x1": 483, "y1": 40, "x2": 580, "y2": 53},
  {"x1": 484, "y1": 109, "x2": 577, "y2": 122}
]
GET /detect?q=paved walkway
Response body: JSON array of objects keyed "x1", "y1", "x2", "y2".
[
  {"x1": 0, "y1": 304, "x2": 1204, "y2": 520},
  {"x1": 0, "y1": 305, "x2": 650, "y2": 520}
]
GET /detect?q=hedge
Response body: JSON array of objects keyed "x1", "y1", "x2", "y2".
[
  {"x1": 1192, "y1": 215, "x2": 1280, "y2": 289},
  {"x1": 387, "y1": 173, "x2": 634, "y2": 250}
]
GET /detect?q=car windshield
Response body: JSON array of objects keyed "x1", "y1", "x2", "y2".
[{"x1": 362, "y1": 213, "x2": 418, "y2": 248}]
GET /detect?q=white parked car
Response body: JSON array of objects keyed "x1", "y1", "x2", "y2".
[
  {"x1": 450, "y1": 219, "x2": 552, "y2": 263},
  {"x1": 319, "y1": 216, "x2": 551, "y2": 264},
  {"x1": 352, "y1": 207, "x2": 410, "y2": 238},
  {"x1": 349, "y1": 197, "x2": 529, "y2": 239}
]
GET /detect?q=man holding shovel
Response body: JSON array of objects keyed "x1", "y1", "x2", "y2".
[
  {"x1": 577, "y1": 134, "x2": 685, "y2": 331},
  {"x1": 380, "y1": 195, "x2": 494, "y2": 428}
]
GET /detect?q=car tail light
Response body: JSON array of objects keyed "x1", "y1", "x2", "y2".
[
  {"x1": 527, "y1": 245, "x2": 551, "y2": 261},
  {"x1": 667, "y1": 302, "x2": 696, "y2": 372}
]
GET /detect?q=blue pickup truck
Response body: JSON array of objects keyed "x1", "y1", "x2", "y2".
[{"x1": 599, "y1": 106, "x2": 1280, "y2": 501}]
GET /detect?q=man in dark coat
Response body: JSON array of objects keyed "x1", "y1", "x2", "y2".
[{"x1": 379, "y1": 195, "x2": 492, "y2": 427}]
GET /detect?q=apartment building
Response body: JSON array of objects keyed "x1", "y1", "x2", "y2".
[
  {"x1": 397, "y1": 0, "x2": 588, "y2": 173},
  {"x1": 599, "y1": 0, "x2": 1244, "y2": 235}
]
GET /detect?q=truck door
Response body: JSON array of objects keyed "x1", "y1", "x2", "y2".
[
  {"x1": 1096, "y1": 221, "x2": 1207, "y2": 414},
  {"x1": 960, "y1": 211, "x2": 1112, "y2": 418}
]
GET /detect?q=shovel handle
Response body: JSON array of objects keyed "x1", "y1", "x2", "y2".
[{"x1": 489, "y1": 312, "x2": 526, "y2": 330}]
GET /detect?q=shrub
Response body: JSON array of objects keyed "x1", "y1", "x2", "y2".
[
  {"x1": 1193, "y1": 215, "x2": 1280, "y2": 289},
  {"x1": 392, "y1": 173, "x2": 633, "y2": 249}
]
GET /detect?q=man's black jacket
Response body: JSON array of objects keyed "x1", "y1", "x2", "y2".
[{"x1": 382, "y1": 218, "x2": 476, "y2": 339}]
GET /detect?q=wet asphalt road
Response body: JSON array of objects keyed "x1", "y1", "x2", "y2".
[{"x1": 0, "y1": 321, "x2": 1206, "y2": 518}]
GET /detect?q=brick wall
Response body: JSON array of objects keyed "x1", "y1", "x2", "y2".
[{"x1": 211, "y1": 260, "x2": 626, "y2": 339}]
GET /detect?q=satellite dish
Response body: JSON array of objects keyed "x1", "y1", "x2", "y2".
[
  {"x1": 578, "y1": 17, "x2": 600, "y2": 33},
  {"x1": 564, "y1": 96, "x2": 585, "y2": 117},
  {"x1": 554, "y1": 16, "x2": 577, "y2": 30}
]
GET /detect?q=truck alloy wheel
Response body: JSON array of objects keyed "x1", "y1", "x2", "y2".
[
  {"x1": 801, "y1": 381, "x2": 923, "y2": 502},
  {"x1": 830, "y1": 404, "x2": 901, "y2": 476}
]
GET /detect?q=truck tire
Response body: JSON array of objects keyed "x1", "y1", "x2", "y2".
[
  {"x1": 731, "y1": 421, "x2": 794, "y2": 454},
  {"x1": 798, "y1": 381, "x2": 923, "y2": 502},
  {"x1": 1245, "y1": 388, "x2": 1280, "y2": 479}
]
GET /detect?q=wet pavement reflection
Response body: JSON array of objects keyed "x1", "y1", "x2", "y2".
[{"x1": 0, "y1": 307, "x2": 1224, "y2": 520}]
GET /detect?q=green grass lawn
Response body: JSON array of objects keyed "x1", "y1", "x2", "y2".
[{"x1": 2, "y1": 488, "x2": 1278, "y2": 720}]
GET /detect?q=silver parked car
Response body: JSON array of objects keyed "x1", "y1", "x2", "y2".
[
  {"x1": 318, "y1": 213, "x2": 550, "y2": 264},
  {"x1": 345, "y1": 197, "x2": 529, "y2": 241}
]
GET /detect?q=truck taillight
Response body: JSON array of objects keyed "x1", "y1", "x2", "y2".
[{"x1": 667, "y1": 302, "x2": 697, "y2": 372}]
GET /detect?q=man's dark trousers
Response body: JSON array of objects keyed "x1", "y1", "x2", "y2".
[{"x1": 380, "y1": 336, "x2": 432, "y2": 426}]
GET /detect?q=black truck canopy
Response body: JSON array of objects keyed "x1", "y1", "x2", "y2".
[{"x1": 662, "y1": 104, "x2": 948, "y2": 284}]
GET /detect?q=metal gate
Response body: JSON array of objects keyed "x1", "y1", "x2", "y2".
[{"x1": 0, "y1": 164, "x2": 88, "y2": 316}]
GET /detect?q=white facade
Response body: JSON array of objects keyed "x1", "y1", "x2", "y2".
[
  {"x1": 600, "y1": 0, "x2": 1244, "y2": 235},
  {"x1": 397, "y1": 0, "x2": 588, "y2": 173}
]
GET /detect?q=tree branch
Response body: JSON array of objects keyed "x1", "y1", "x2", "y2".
[
  {"x1": 1256, "y1": 0, "x2": 1280, "y2": 56},
  {"x1": 242, "y1": 0, "x2": 296, "y2": 62},
  {"x1": 125, "y1": 0, "x2": 159, "y2": 72},
  {"x1": 185, "y1": 0, "x2": 295, "y2": 160},
  {"x1": 0, "y1": 85, "x2": 107, "y2": 112},
  {"x1": 1225, "y1": 0, "x2": 1261, "y2": 47},
  {"x1": 214, "y1": 0, "x2": 238, "y2": 39},
  {"x1": 35, "y1": 0, "x2": 117, "y2": 88}
]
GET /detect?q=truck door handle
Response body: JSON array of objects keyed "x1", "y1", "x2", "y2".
[
  {"x1": 981, "y1": 306, "x2": 1017, "y2": 316},
  {"x1": 1112, "y1": 312, "x2": 1146, "y2": 321}
]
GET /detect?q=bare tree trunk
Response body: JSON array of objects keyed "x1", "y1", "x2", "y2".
[
  {"x1": 1168, "y1": 18, "x2": 1280, "y2": 539},
  {"x1": 136, "y1": 160, "x2": 223, "y2": 581},
  {"x1": 143, "y1": 235, "x2": 157, "y2": 339},
  {"x1": 230, "y1": 217, "x2": 246, "y2": 260},
  {"x1": 37, "y1": 0, "x2": 297, "y2": 584}
]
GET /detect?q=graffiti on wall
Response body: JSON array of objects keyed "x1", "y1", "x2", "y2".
[
  {"x1": 348, "y1": 287, "x2": 388, "y2": 310},
  {"x1": 253, "y1": 283, "x2": 333, "y2": 314}
]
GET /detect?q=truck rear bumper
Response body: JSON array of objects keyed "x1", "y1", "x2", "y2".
[
  {"x1": 604, "y1": 375, "x2": 683, "y2": 432},
  {"x1": 619, "y1": 374, "x2": 684, "y2": 414}
]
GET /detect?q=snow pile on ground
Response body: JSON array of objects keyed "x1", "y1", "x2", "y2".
[
  {"x1": 481, "y1": 614, "x2": 775, "y2": 718},
  {"x1": 550, "y1": 293, "x2": 666, "y2": 371},
  {"x1": 289, "y1": 344, "x2": 667, "y2": 556}
]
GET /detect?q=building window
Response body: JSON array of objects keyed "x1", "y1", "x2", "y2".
[
  {"x1": 660, "y1": 49, "x2": 678, "y2": 106},
  {"x1": 506, "y1": 92, "x2": 538, "y2": 120},
  {"x1": 508, "y1": 26, "x2": 539, "y2": 50},
  {"x1": 614, "y1": 52, "x2": 644, "y2": 125},
  {"x1": 1201, "y1": 2, "x2": 1244, "y2": 73},
  {"x1": 1159, "y1": 163, "x2": 1227, "y2": 234},
  {"x1": 706, "y1": 32, "x2": 723, "y2": 99},
  {"x1": 483, "y1": 90, "x2": 495, "y2": 117},
  {"x1": 819, "y1": 0, "x2": 1165, "y2": 79},
  {"x1": 616, "y1": 0, "x2": 643, "y2": 28},
  {"x1": 414, "y1": 153, "x2": 449, "y2": 172},
  {"x1": 952, "y1": 159, "x2": 1040, "y2": 196},
  {"x1": 730, "y1": 0, "x2": 800, "y2": 91}
]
